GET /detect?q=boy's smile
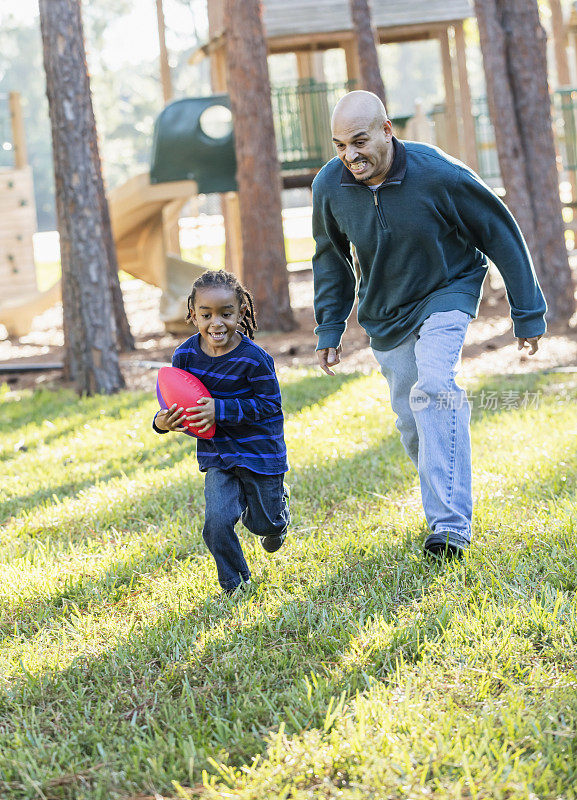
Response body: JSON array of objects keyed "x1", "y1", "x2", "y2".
[{"x1": 191, "y1": 286, "x2": 246, "y2": 357}]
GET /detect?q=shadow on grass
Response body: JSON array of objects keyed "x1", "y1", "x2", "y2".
[
  {"x1": 0, "y1": 428, "x2": 415, "y2": 637},
  {"x1": 0, "y1": 534, "x2": 450, "y2": 798},
  {"x1": 0, "y1": 436, "x2": 197, "y2": 522},
  {"x1": 3, "y1": 371, "x2": 576, "y2": 625},
  {"x1": 1, "y1": 372, "x2": 360, "y2": 522},
  {"x1": 1, "y1": 369, "x2": 576, "y2": 795}
]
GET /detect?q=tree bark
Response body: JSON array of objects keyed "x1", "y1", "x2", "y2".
[
  {"x1": 223, "y1": 0, "x2": 295, "y2": 331},
  {"x1": 349, "y1": 0, "x2": 387, "y2": 105},
  {"x1": 474, "y1": 0, "x2": 575, "y2": 324},
  {"x1": 39, "y1": 0, "x2": 125, "y2": 393}
]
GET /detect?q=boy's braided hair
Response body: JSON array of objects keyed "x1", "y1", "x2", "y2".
[{"x1": 186, "y1": 269, "x2": 258, "y2": 340}]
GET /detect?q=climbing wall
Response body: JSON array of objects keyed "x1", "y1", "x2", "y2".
[{"x1": 0, "y1": 165, "x2": 37, "y2": 304}]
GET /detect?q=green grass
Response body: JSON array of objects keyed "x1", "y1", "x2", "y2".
[{"x1": 0, "y1": 370, "x2": 576, "y2": 799}]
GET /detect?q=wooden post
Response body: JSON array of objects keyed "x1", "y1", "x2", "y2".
[
  {"x1": 223, "y1": 191, "x2": 243, "y2": 282},
  {"x1": 550, "y1": 0, "x2": 571, "y2": 86},
  {"x1": 439, "y1": 27, "x2": 461, "y2": 158},
  {"x1": 210, "y1": 44, "x2": 244, "y2": 278},
  {"x1": 156, "y1": 0, "x2": 173, "y2": 104},
  {"x1": 296, "y1": 51, "x2": 325, "y2": 83},
  {"x1": 9, "y1": 92, "x2": 27, "y2": 169},
  {"x1": 342, "y1": 38, "x2": 360, "y2": 86},
  {"x1": 296, "y1": 50, "x2": 332, "y2": 163},
  {"x1": 454, "y1": 22, "x2": 479, "y2": 171}
]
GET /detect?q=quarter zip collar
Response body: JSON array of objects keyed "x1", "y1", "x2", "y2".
[{"x1": 340, "y1": 136, "x2": 407, "y2": 187}]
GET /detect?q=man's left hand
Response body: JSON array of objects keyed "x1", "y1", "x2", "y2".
[{"x1": 517, "y1": 335, "x2": 542, "y2": 356}]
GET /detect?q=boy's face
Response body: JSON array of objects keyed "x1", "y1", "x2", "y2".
[{"x1": 191, "y1": 286, "x2": 246, "y2": 356}]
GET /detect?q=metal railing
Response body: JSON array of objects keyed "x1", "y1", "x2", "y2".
[
  {"x1": 471, "y1": 96, "x2": 501, "y2": 183},
  {"x1": 271, "y1": 79, "x2": 356, "y2": 171},
  {"x1": 552, "y1": 88, "x2": 577, "y2": 175}
]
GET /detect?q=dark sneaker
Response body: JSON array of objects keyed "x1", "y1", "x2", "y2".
[
  {"x1": 424, "y1": 531, "x2": 469, "y2": 560},
  {"x1": 261, "y1": 532, "x2": 286, "y2": 553},
  {"x1": 221, "y1": 579, "x2": 251, "y2": 597}
]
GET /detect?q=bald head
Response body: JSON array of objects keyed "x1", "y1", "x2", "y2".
[
  {"x1": 330, "y1": 91, "x2": 394, "y2": 185},
  {"x1": 331, "y1": 91, "x2": 388, "y2": 134}
]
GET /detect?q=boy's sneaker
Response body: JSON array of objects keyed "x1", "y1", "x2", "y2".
[
  {"x1": 261, "y1": 532, "x2": 286, "y2": 553},
  {"x1": 222, "y1": 579, "x2": 251, "y2": 597}
]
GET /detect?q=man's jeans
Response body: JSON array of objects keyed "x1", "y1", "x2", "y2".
[
  {"x1": 372, "y1": 310, "x2": 472, "y2": 546},
  {"x1": 203, "y1": 466, "x2": 290, "y2": 590}
]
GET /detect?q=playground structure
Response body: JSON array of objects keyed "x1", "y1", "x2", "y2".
[
  {"x1": 200, "y1": 0, "x2": 479, "y2": 169},
  {"x1": 0, "y1": 93, "x2": 60, "y2": 338},
  {"x1": 5, "y1": 0, "x2": 577, "y2": 339},
  {"x1": 0, "y1": 94, "x2": 240, "y2": 339}
]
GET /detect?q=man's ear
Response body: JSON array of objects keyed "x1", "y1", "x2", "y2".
[{"x1": 239, "y1": 303, "x2": 247, "y2": 320}]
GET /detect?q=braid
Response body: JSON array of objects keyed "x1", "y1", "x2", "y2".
[{"x1": 186, "y1": 269, "x2": 258, "y2": 340}]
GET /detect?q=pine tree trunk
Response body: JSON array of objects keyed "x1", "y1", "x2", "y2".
[
  {"x1": 349, "y1": 0, "x2": 387, "y2": 104},
  {"x1": 224, "y1": 0, "x2": 295, "y2": 332},
  {"x1": 474, "y1": 0, "x2": 575, "y2": 324},
  {"x1": 39, "y1": 0, "x2": 124, "y2": 393}
]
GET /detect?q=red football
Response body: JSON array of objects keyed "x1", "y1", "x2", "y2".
[{"x1": 156, "y1": 366, "x2": 216, "y2": 440}]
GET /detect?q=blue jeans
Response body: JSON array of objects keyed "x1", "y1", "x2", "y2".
[
  {"x1": 372, "y1": 310, "x2": 472, "y2": 546},
  {"x1": 202, "y1": 467, "x2": 290, "y2": 590}
]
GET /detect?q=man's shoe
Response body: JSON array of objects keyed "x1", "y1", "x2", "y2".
[
  {"x1": 261, "y1": 532, "x2": 286, "y2": 553},
  {"x1": 424, "y1": 531, "x2": 468, "y2": 560}
]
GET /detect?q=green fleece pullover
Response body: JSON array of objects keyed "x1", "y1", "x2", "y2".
[{"x1": 312, "y1": 138, "x2": 547, "y2": 351}]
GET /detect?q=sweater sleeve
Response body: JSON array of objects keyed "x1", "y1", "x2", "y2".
[
  {"x1": 312, "y1": 182, "x2": 357, "y2": 350},
  {"x1": 213, "y1": 355, "x2": 283, "y2": 425},
  {"x1": 151, "y1": 349, "x2": 184, "y2": 434},
  {"x1": 450, "y1": 168, "x2": 547, "y2": 338}
]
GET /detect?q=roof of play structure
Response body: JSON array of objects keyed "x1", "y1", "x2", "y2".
[{"x1": 262, "y1": 0, "x2": 474, "y2": 39}]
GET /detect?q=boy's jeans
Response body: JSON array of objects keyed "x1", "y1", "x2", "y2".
[
  {"x1": 372, "y1": 310, "x2": 472, "y2": 547},
  {"x1": 202, "y1": 466, "x2": 290, "y2": 591}
]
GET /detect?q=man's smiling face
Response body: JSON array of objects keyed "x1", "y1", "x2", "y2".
[{"x1": 331, "y1": 111, "x2": 393, "y2": 186}]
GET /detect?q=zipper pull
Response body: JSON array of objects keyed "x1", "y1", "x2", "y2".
[{"x1": 373, "y1": 191, "x2": 378, "y2": 207}]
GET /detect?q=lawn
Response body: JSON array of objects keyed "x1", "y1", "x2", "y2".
[{"x1": 0, "y1": 369, "x2": 576, "y2": 799}]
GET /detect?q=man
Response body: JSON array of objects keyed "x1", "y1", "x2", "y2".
[{"x1": 312, "y1": 90, "x2": 546, "y2": 558}]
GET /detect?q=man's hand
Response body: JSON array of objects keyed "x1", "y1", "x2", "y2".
[
  {"x1": 155, "y1": 404, "x2": 188, "y2": 432},
  {"x1": 317, "y1": 345, "x2": 343, "y2": 376},
  {"x1": 187, "y1": 397, "x2": 216, "y2": 434},
  {"x1": 517, "y1": 335, "x2": 542, "y2": 356}
]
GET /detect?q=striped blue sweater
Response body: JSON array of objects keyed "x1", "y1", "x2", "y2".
[{"x1": 154, "y1": 333, "x2": 288, "y2": 475}]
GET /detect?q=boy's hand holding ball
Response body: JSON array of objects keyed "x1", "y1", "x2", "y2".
[
  {"x1": 155, "y1": 404, "x2": 189, "y2": 432},
  {"x1": 186, "y1": 397, "x2": 216, "y2": 434}
]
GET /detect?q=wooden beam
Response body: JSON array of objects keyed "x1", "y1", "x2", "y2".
[
  {"x1": 209, "y1": 45, "x2": 243, "y2": 279},
  {"x1": 454, "y1": 21, "x2": 479, "y2": 170},
  {"x1": 223, "y1": 191, "x2": 243, "y2": 282},
  {"x1": 550, "y1": 0, "x2": 571, "y2": 86},
  {"x1": 156, "y1": 0, "x2": 173, "y2": 104},
  {"x1": 296, "y1": 51, "x2": 326, "y2": 82},
  {"x1": 296, "y1": 51, "x2": 333, "y2": 163},
  {"x1": 342, "y1": 39, "x2": 360, "y2": 84},
  {"x1": 265, "y1": 20, "x2": 467, "y2": 53},
  {"x1": 9, "y1": 92, "x2": 27, "y2": 169},
  {"x1": 439, "y1": 28, "x2": 460, "y2": 158}
]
